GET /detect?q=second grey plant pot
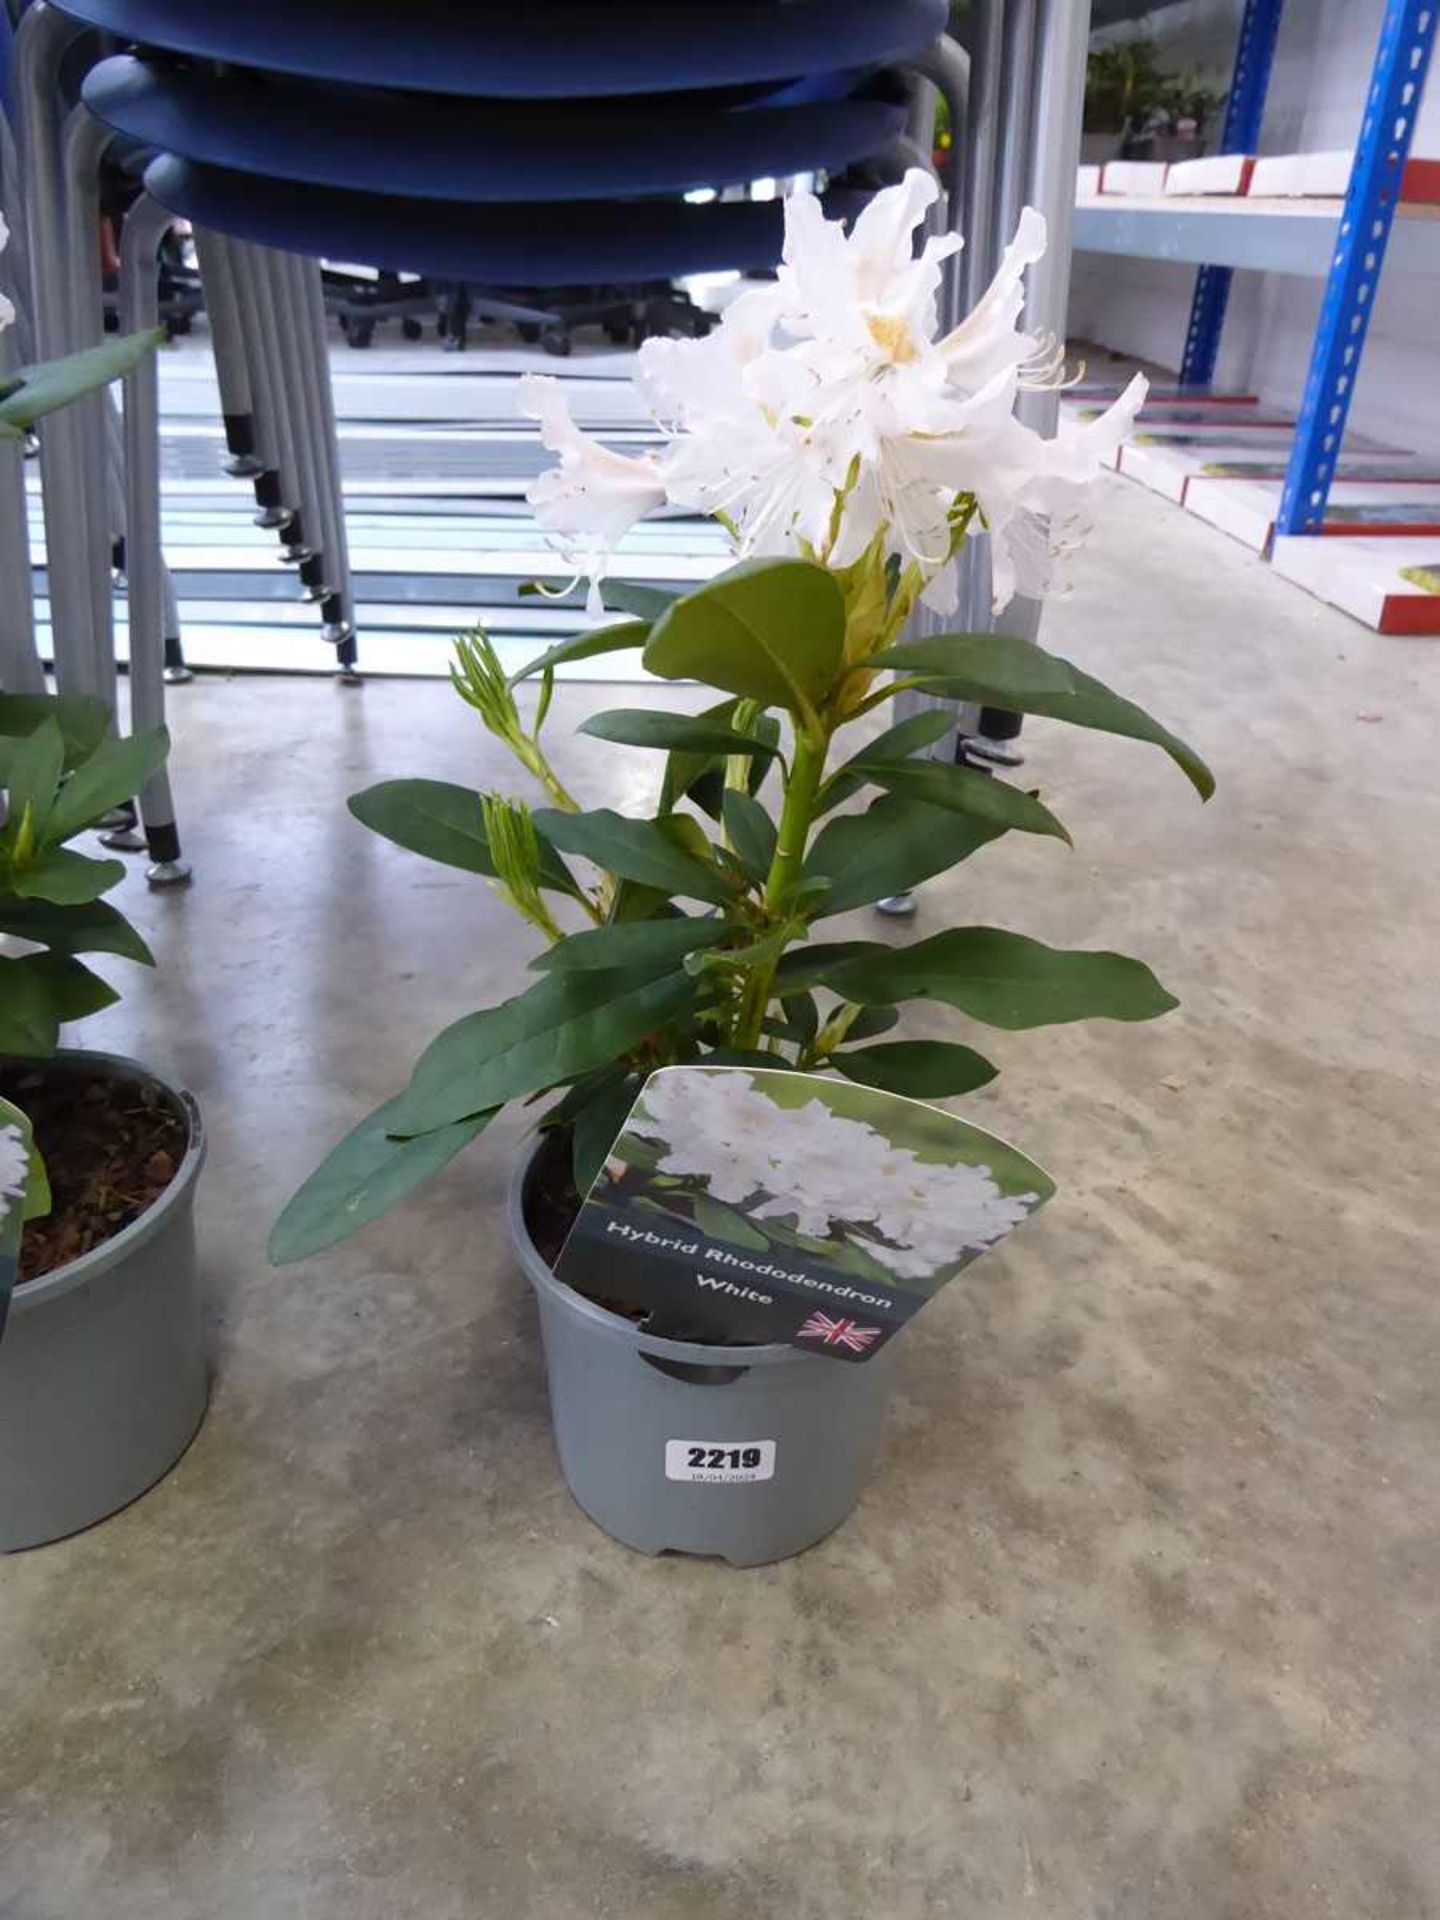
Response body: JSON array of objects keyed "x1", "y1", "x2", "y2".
[
  {"x1": 0, "y1": 1050, "x2": 207, "y2": 1553},
  {"x1": 510, "y1": 1140, "x2": 900, "y2": 1567}
]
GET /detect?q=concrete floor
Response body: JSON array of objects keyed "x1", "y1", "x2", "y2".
[{"x1": 3, "y1": 479, "x2": 1439, "y2": 1919}]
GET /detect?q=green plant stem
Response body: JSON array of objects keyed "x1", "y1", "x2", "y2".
[
  {"x1": 734, "y1": 730, "x2": 828, "y2": 1049},
  {"x1": 763, "y1": 731, "x2": 826, "y2": 914}
]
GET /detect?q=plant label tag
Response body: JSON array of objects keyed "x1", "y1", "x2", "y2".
[
  {"x1": 665, "y1": 1441, "x2": 776, "y2": 1483},
  {"x1": 554, "y1": 1066, "x2": 1055, "y2": 1363}
]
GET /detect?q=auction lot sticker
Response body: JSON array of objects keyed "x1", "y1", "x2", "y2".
[{"x1": 665, "y1": 1441, "x2": 777, "y2": 1483}]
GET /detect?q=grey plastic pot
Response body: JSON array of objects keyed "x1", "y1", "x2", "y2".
[
  {"x1": 509, "y1": 1139, "x2": 900, "y2": 1566},
  {"x1": 0, "y1": 1050, "x2": 207, "y2": 1553}
]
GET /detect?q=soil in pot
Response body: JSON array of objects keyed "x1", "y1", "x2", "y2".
[
  {"x1": 526, "y1": 1127, "x2": 756, "y2": 1348},
  {"x1": 0, "y1": 1063, "x2": 187, "y2": 1285}
]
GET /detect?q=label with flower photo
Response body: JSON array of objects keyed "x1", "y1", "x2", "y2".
[{"x1": 553, "y1": 1066, "x2": 1055, "y2": 1362}]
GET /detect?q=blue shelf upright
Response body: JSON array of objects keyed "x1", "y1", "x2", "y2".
[
  {"x1": 1178, "y1": 0, "x2": 1286, "y2": 389},
  {"x1": 1276, "y1": 0, "x2": 1439, "y2": 535}
]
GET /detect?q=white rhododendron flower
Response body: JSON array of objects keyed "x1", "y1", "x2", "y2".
[
  {"x1": 516, "y1": 371, "x2": 666, "y2": 618},
  {"x1": 629, "y1": 1070, "x2": 1039, "y2": 1282},
  {"x1": 520, "y1": 169, "x2": 1144, "y2": 616},
  {"x1": 0, "y1": 1121, "x2": 28, "y2": 1223}
]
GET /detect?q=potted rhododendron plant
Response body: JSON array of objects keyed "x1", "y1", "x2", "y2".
[
  {"x1": 1, "y1": 227, "x2": 205, "y2": 1552},
  {"x1": 275, "y1": 173, "x2": 1211, "y2": 1561}
]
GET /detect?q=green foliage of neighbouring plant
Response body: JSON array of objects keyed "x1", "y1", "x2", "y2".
[
  {"x1": 271, "y1": 175, "x2": 1213, "y2": 1267},
  {"x1": 1, "y1": 1095, "x2": 41, "y2": 1337},
  {"x1": 0, "y1": 331, "x2": 165, "y2": 442},
  {"x1": 1085, "y1": 38, "x2": 1225, "y2": 139},
  {"x1": 0, "y1": 697, "x2": 165, "y2": 1061}
]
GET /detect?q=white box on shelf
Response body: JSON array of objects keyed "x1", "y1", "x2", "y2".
[
  {"x1": 1100, "y1": 160, "x2": 1169, "y2": 196},
  {"x1": 1077, "y1": 164, "x2": 1102, "y2": 197},
  {"x1": 1118, "y1": 436, "x2": 1412, "y2": 505},
  {"x1": 1165, "y1": 154, "x2": 1255, "y2": 196},
  {"x1": 1271, "y1": 535, "x2": 1440, "y2": 632},
  {"x1": 1248, "y1": 150, "x2": 1440, "y2": 200},
  {"x1": 1186, "y1": 477, "x2": 1440, "y2": 552}
]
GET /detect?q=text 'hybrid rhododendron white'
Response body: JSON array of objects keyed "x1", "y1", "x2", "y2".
[{"x1": 518, "y1": 169, "x2": 1145, "y2": 618}]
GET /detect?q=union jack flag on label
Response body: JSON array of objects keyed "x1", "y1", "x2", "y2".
[{"x1": 797, "y1": 1311, "x2": 883, "y2": 1355}]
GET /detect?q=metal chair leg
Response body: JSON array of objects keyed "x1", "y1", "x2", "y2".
[
  {"x1": 194, "y1": 228, "x2": 282, "y2": 513},
  {"x1": 13, "y1": 4, "x2": 99, "y2": 698},
  {"x1": 161, "y1": 565, "x2": 192, "y2": 684},
  {"x1": 0, "y1": 119, "x2": 38, "y2": 365},
  {"x1": 221, "y1": 236, "x2": 298, "y2": 537},
  {"x1": 119, "y1": 192, "x2": 190, "y2": 886},
  {"x1": 260, "y1": 249, "x2": 328, "y2": 600},
  {"x1": 61, "y1": 103, "x2": 121, "y2": 717},
  {"x1": 0, "y1": 371, "x2": 45, "y2": 694},
  {"x1": 191, "y1": 227, "x2": 261, "y2": 478},
  {"x1": 294, "y1": 252, "x2": 359, "y2": 669}
]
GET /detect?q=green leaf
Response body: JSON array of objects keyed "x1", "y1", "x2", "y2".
[
  {"x1": 844, "y1": 1005, "x2": 899, "y2": 1041},
  {"x1": 2, "y1": 1098, "x2": 37, "y2": 1329},
  {"x1": 820, "y1": 707, "x2": 956, "y2": 813},
  {"x1": 657, "y1": 695, "x2": 739, "y2": 817},
  {"x1": 0, "y1": 897, "x2": 153, "y2": 964},
  {"x1": 774, "y1": 940, "x2": 890, "y2": 995},
  {"x1": 609, "y1": 878, "x2": 675, "y2": 923},
  {"x1": 43, "y1": 954, "x2": 119, "y2": 1023},
  {"x1": 781, "y1": 990, "x2": 819, "y2": 1045},
  {"x1": 995, "y1": 660, "x2": 1215, "y2": 801},
  {"x1": 0, "y1": 894, "x2": 152, "y2": 960},
  {"x1": 11, "y1": 848, "x2": 126, "y2": 905},
  {"x1": 570, "y1": 1074, "x2": 643, "y2": 1196},
  {"x1": 644, "y1": 558, "x2": 846, "y2": 715},
  {"x1": 722, "y1": 789, "x2": 778, "y2": 884},
  {"x1": 871, "y1": 630, "x2": 1078, "y2": 701},
  {"x1": 0, "y1": 331, "x2": 163, "y2": 436},
  {"x1": 855, "y1": 758, "x2": 1071, "y2": 843},
  {"x1": 46, "y1": 727, "x2": 169, "y2": 844},
  {"x1": 0, "y1": 693, "x2": 109, "y2": 779},
  {"x1": 23, "y1": 1130, "x2": 52, "y2": 1222},
  {"x1": 0, "y1": 720, "x2": 64, "y2": 849},
  {"x1": 833, "y1": 1039, "x2": 999, "y2": 1097},
  {"x1": 0, "y1": 958, "x2": 57, "y2": 1055},
  {"x1": 509, "y1": 618, "x2": 649, "y2": 684},
  {"x1": 602, "y1": 583, "x2": 679, "y2": 623},
  {"x1": 805, "y1": 794, "x2": 1006, "y2": 917},
  {"x1": 872, "y1": 635, "x2": 1214, "y2": 800},
  {"x1": 807, "y1": 928, "x2": 1178, "y2": 1030},
  {"x1": 392, "y1": 967, "x2": 697, "y2": 1135},
  {"x1": 269, "y1": 1094, "x2": 494, "y2": 1264},
  {"x1": 348, "y1": 779, "x2": 581, "y2": 896},
  {"x1": 534, "y1": 806, "x2": 734, "y2": 905},
  {"x1": 580, "y1": 708, "x2": 781, "y2": 763},
  {"x1": 0, "y1": 952, "x2": 116, "y2": 1054},
  {"x1": 529, "y1": 916, "x2": 728, "y2": 974}
]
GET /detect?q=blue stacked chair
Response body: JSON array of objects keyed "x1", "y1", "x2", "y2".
[
  {"x1": 22, "y1": 0, "x2": 949, "y2": 730},
  {"x1": 74, "y1": 2, "x2": 946, "y2": 280}
]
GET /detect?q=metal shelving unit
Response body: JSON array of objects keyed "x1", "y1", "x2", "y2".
[
  {"x1": 1074, "y1": 194, "x2": 1440, "y2": 276},
  {"x1": 1074, "y1": 0, "x2": 1439, "y2": 544}
]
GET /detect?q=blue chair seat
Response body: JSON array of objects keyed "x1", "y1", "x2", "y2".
[
  {"x1": 58, "y1": 0, "x2": 944, "y2": 97},
  {"x1": 146, "y1": 155, "x2": 815, "y2": 283},
  {"x1": 85, "y1": 57, "x2": 906, "y2": 201}
]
